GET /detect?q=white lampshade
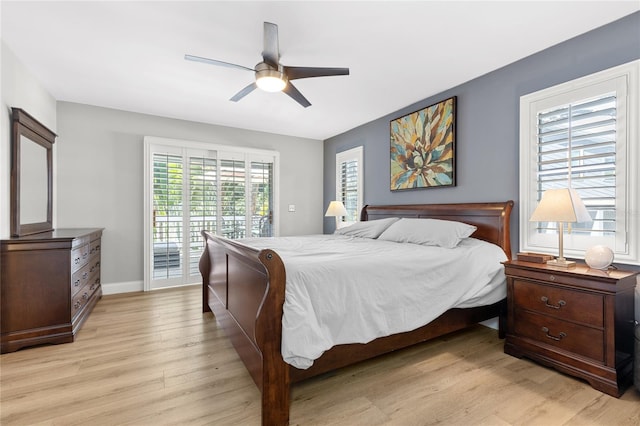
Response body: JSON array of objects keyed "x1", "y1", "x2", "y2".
[
  {"x1": 325, "y1": 201, "x2": 347, "y2": 217},
  {"x1": 530, "y1": 188, "x2": 591, "y2": 267},
  {"x1": 530, "y1": 188, "x2": 591, "y2": 223}
]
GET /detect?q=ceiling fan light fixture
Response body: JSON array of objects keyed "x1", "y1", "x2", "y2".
[
  {"x1": 255, "y1": 62, "x2": 287, "y2": 92},
  {"x1": 256, "y1": 75, "x2": 287, "y2": 92}
]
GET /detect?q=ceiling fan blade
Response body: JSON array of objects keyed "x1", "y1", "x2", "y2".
[
  {"x1": 284, "y1": 66, "x2": 350, "y2": 81},
  {"x1": 282, "y1": 82, "x2": 311, "y2": 108},
  {"x1": 262, "y1": 22, "x2": 280, "y2": 68},
  {"x1": 230, "y1": 82, "x2": 258, "y2": 102},
  {"x1": 185, "y1": 54, "x2": 254, "y2": 72}
]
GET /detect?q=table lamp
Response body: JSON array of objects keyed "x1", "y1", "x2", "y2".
[
  {"x1": 529, "y1": 188, "x2": 591, "y2": 267},
  {"x1": 325, "y1": 201, "x2": 347, "y2": 230}
]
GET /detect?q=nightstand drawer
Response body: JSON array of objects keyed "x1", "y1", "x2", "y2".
[
  {"x1": 514, "y1": 310, "x2": 604, "y2": 362},
  {"x1": 513, "y1": 279, "x2": 604, "y2": 327}
]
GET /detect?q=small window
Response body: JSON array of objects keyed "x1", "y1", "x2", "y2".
[
  {"x1": 336, "y1": 146, "x2": 363, "y2": 225},
  {"x1": 520, "y1": 60, "x2": 639, "y2": 265}
]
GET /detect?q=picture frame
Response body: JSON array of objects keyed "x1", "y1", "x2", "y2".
[{"x1": 390, "y1": 96, "x2": 456, "y2": 191}]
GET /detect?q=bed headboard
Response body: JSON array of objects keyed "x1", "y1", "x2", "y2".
[{"x1": 361, "y1": 201, "x2": 514, "y2": 259}]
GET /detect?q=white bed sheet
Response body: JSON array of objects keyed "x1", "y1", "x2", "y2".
[{"x1": 240, "y1": 234, "x2": 507, "y2": 369}]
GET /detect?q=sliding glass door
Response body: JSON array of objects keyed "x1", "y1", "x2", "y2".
[{"x1": 145, "y1": 139, "x2": 277, "y2": 290}]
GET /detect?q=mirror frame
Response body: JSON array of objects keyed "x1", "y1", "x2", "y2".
[{"x1": 10, "y1": 108, "x2": 56, "y2": 237}]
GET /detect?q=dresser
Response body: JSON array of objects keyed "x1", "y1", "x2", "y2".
[
  {"x1": 503, "y1": 260, "x2": 637, "y2": 397},
  {"x1": 1, "y1": 228, "x2": 103, "y2": 353}
]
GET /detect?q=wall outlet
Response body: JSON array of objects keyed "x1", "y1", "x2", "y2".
[{"x1": 288, "y1": 204, "x2": 296, "y2": 212}]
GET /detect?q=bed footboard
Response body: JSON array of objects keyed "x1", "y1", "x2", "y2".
[{"x1": 200, "y1": 231, "x2": 291, "y2": 426}]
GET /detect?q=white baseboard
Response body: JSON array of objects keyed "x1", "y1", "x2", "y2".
[{"x1": 101, "y1": 280, "x2": 144, "y2": 295}]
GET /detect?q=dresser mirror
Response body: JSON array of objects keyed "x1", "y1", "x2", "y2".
[{"x1": 10, "y1": 108, "x2": 56, "y2": 237}]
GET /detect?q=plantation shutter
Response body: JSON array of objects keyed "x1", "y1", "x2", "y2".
[
  {"x1": 219, "y1": 159, "x2": 246, "y2": 239},
  {"x1": 188, "y1": 156, "x2": 217, "y2": 276},
  {"x1": 250, "y1": 161, "x2": 273, "y2": 237},
  {"x1": 335, "y1": 146, "x2": 363, "y2": 226},
  {"x1": 340, "y1": 159, "x2": 359, "y2": 223},
  {"x1": 152, "y1": 153, "x2": 184, "y2": 279},
  {"x1": 535, "y1": 93, "x2": 616, "y2": 238}
]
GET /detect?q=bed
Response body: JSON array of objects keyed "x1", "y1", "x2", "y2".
[{"x1": 200, "y1": 201, "x2": 513, "y2": 425}]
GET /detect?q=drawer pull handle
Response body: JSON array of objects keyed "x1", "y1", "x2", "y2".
[
  {"x1": 542, "y1": 327, "x2": 566, "y2": 341},
  {"x1": 74, "y1": 301, "x2": 82, "y2": 309},
  {"x1": 541, "y1": 296, "x2": 565, "y2": 310}
]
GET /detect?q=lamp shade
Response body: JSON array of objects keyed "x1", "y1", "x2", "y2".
[
  {"x1": 529, "y1": 188, "x2": 591, "y2": 223},
  {"x1": 325, "y1": 201, "x2": 347, "y2": 217}
]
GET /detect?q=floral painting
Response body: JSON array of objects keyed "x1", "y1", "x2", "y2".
[{"x1": 390, "y1": 96, "x2": 456, "y2": 190}]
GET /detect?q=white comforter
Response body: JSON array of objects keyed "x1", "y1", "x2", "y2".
[{"x1": 239, "y1": 235, "x2": 507, "y2": 369}]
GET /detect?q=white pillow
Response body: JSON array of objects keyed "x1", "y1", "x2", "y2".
[
  {"x1": 378, "y1": 218, "x2": 477, "y2": 248},
  {"x1": 334, "y1": 217, "x2": 400, "y2": 238}
]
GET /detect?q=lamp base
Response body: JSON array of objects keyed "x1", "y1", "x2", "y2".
[{"x1": 546, "y1": 258, "x2": 576, "y2": 268}]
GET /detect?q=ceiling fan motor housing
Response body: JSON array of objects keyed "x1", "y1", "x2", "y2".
[{"x1": 255, "y1": 62, "x2": 288, "y2": 92}]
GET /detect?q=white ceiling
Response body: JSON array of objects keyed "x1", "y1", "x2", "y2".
[{"x1": 2, "y1": 1, "x2": 638, "y2": 140}]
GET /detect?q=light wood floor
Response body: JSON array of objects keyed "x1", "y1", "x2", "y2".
[{"x1": 1, "y1": 286, "x2": 639, "y2": 426}]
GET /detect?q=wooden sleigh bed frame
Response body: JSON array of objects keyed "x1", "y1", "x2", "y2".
[{"x1": 200, "y1": 201, "x2": 514, "y2": 425}]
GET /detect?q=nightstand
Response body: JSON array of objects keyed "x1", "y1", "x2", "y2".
[{"x1": 503, "y1": 260, "x2": 638, "y2": 397}]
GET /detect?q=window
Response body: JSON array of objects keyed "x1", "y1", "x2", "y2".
[
  {"x1": 336, "y1": 146, "x2": 363, "y2": 225},
  {"x1": 520, "y1": 60, "x2": 639, "y2": 265},
  {"x1": 144, "y1": 137, "x2": 279, "y2": 290}
]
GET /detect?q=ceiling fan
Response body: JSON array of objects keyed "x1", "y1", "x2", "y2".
[{"x1": 185, "y1": 22, "x2": 349, "y2": 108}]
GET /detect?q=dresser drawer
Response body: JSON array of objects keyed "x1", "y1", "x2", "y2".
[
  {"x1": 71, "y1": 244, "x2": 90, "y2": 273},
  {"x1": 514, "y1": 309, "x2": 604, "y2": 362},
  {"x1": 72, "y1": 287, "x2": 91, "y2": 318},
  {"x1": 71, "y1": 280, "x2": 101, "y2": 319},
  {"x1": 88, "y1": 257, "x2": 101, "y2": 278},
  {"x1": 89, "y1": 239, "x2": 101, "y2": 258},
  {"x1": 71, "y1": 263, "x2": 92, "y2": 297},
  {"x1": 512, "y1": 279, "x2": 604, "y2": 327}
]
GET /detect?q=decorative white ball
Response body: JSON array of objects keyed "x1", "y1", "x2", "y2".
[{"x1": 585, "y1": 245, "x2": 614, "y2": 270}]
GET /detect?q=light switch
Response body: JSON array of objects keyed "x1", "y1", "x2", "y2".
[{"x1": 288, "y1": 204, "x2": 296, "y2": 212}]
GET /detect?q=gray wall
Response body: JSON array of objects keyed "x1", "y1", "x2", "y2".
[
  {"x1": 323, "y1": 12, "x2": 640, "y2": 264},
  {"x1": 56, "y1": 102, "x2": 323, "y2": 293}
]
